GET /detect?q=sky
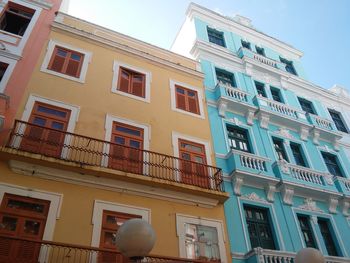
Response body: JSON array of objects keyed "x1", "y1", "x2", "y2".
[{"x1": 67, "y1": 0, "x2": 350, "y2": 91}]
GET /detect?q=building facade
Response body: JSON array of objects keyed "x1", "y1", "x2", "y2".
[
  {"x1": 0, "y1": 10, "x2": 231, "y2": 263},
  {"x1": 173, "y1": 3, "x2": 350, "y2": 263}
]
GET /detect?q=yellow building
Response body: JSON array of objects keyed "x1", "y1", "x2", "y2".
[{"x1": 0, "y1": 12, "x2": 229, "y2": 262}]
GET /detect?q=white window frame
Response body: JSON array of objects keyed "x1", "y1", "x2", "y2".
[
  {"x1": 0, "y1": 0, "x2": 42, "y2": 55},
  {"x1": 102, "y1": 114, "x2": 151, "y2": 170},
  {"x1": 90, "y1": 200, "x2": 150, "y2": 263},
  {"x1": 0, "y1": 56, "x2": 16, "y2": 92},
  {"x1": 40, "y1": 39, "x2": 92, "y2": 83},
  {"x1": 10, "y1": 94, "x2": 80, "y2": 158},
  {"x1": 176, "y1": 214, "x2": 226, "y2": 263},
  {"x1": 170, "y1": 79, "x2": 205, "y2": 119},
  {"x1": 111, "y1": 60, "x2": 151, "y2": 103}
]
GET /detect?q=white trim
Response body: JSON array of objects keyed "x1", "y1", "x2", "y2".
[
  {"x1": 111, "y1": 60, "x2": 151, "y2": 103},
  {"x1": 0, "y1": 182, "x2": 63, "y2": 241},
  {"x1": 103, "y1": 114, "x2": 151, "y2": 169},
  {"x1": 171, "y1": 131, "x2": 212, "y2": 166},
  {"x1": 169, "y1": 79, "x2": 205, "y2": 119},
  {"x1": 21, "y1": 94, "x2": 80, "y2": 132},
  {"x1": 91, "y1": 199, "x2": 150, "y2": 247},
  {"x1": 176, "y1": 213, "x2": 227, "y2": 263},
  {"x1": 0, "y1": 0, "x2": 42, "y2": 56},
  {"x1": 0, "y1": 56, "x2": 16, "y2": 93},
  {"x1": 40, "y1": 39, "x2": 92, "y2": 83}
]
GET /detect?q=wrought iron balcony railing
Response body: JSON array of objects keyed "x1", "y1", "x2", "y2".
[
  {"x1": 5, "y1": 120, "x2": 224, "y2": 192},
  {"x1": 0, "y1": 235, "x2": 215, "y2": 263}
]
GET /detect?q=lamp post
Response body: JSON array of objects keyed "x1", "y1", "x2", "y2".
[
  {"x1": 295, "y1": 248, "x2": 325, "y2": 263},
  {"x1": 115, "y1": 218, "x2": 156, "y2": 261}
]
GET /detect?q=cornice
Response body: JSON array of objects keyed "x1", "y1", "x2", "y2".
[
  {"x1": 186, "y1": 2, "x2": 303, "y2": 59},
  {"x1": 25, "y1": 0, "x2": 53, "y2": 9},
  {"x1": 53, "y1": 13, "x2": 203, "y2": 79}
]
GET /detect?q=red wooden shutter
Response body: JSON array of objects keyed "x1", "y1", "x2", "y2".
[
  {"x1": 49, "y1": 48, "x2": 66, "y2": 73},
  {"x1": 188, "y1": 96, "x2": 199, "y2": 114},
  {"x1": 131, "y1": 74, "x2": 144, "y2": 97},
  {"x1": 176, "y1": 86, "x2": 186, "y2": 110},
  {"x1": 65, "y1": 53, "x2": 83, "y2": 77},
  {"x1": 118, "y1": 68, "x2": 130, "y2": 93}
]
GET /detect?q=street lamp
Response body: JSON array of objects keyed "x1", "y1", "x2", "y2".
[
  {"x1": 295, "y1": 248, "x2": 325, "y2": 263},
  {"x1": 115, "y1": 218, "x2": 156, "y2": 261}
]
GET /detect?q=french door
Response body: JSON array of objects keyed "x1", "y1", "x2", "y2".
[
  {"x1": 20, "y1": 102, "x2": 71, "y2": 158},
  {"x1": 0, "y1": 194, "x2": 49, "y2": 263},
  {"x1": 108, "y1": 122, "x2": 144, "y2": 174},
  {"x1": 178, "y1": 139, "x2": 209, "y2": 188},
  {"x1": 99, "y1": 210, "x2": 141, "y2": 263}
]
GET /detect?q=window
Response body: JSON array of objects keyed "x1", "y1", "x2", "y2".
[
  {"x1": 254, "y1": 81, "x2": 266, "y2": 97},
  {"x1": 297, "y1": 215, "x2": 317, "y2": 248},
  {"x1": 329, "y1": 110, "x2": 348, "y2": 133},
  {"x1": 0, "y1": 62, "x2": 9, "y2": 82},
  {"x1": 318, "y1": 219, "x2": 338, "y2": 256},
  {"x1": 215, "y1": 68, "x2": 236, "y2": 87},
  {"x1": 20, "y1": 102, "x2": 71, "y2": 158},
  {"x1": 272, "y1": 138, "x2": 288, "y2": 161},
  {"x1": 298, "y1": 98, "x2": 315, "y2": 114},
  {"x1": 48, "y1": 46, "x2": 84, "y2": 78},
  {"x1": 227, "y1": 126, "x2": 250, "y2": 153},
  {"x1": 0, "y1": 2, "x2": 35, "y2": 36},
  {"x1": 255, "y1": 46, "x2": 265, "y2": 56},
  {"x1": 241, "y1": 40, "x2": 251, "y2": 50},
  {"x1": 175, "y1": 85, "x2": 200, "y2": 114},
  {"x1": 244, "y1": 205, "x2": 276, "y2": 249},
  {"x1": 270, "y1": 87, "x2": 283, "y2": 103},
  {"x1": 280, "y1": 57, "x2": 297, "y2": 75},
  {"x1": 185, "y1": 224, "x2": 220, "y2": 261},
  {"x1": 109, "y1": 121, "x2": 144, "y2": 174},
  {"x1": 117, "y1": 67, "x2": 145, "y2": 98},
  {"x1": 290, "y1": 143, "x2": 307, "y2": 167},
  {"x1": 0, "y1": 193, "x2": 50, "y2": 262},
  {"x1": 178, "y1": 139, "x2": 209, "y2": 188},
  {"x1": 207, "y1": 27, "x2": 225, "y2": 47},
  {"x1": 321, "y1": 152, "x2": 343, "y2": 177}
]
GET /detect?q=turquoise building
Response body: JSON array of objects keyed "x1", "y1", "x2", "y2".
[{"x1": 173, "y1": 3, "x2": 350, "y2": 262}]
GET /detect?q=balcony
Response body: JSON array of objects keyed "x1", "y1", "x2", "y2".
[
  {"x1": 3, "y1": 120, "x2": 224, "y2": 193},
  {"x1": 0, "y1": 235, "x2": 210, "y2": 263},
  {"x1": 242, "y1": 247, "x2": 350, "y2": 263},
  {"x1": 334, "y1": 176, "x2": 350, "y2": 196},
  {"x1": 273, "y1": 160, "x2": 338, "y2": 193},
  {"x1": 215, "y1": 82, "x2": 256, "y2": 120}
]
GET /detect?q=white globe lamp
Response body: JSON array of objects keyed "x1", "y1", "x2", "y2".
[
  {"x1": 295, "y1": 248, "x2": 325, "y2": 263},
  {"x1": 115, "y1": 218, "x2": 156, "y2": 260}
]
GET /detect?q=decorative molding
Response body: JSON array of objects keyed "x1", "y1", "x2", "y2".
[
  {"x1": 311, "y1": 215, "x2": 318, "y2": 225},
  {"x1": 333, "y1": 138, "x2": 340, "y2": 152},
  {"x1": 328, "y1": 197, "x2": 338, "y2": 214},
  {"x1": 312, "y1": 129, "x2": 320, "y2": 145},
  {"x1": 281, "y1": 185, "x2": 294, "y2": 205},
  {"x1": 232, "y1": 176, "x2": 243, "y2": 196},
  {"x1": 264, "y1": 184, "x2": 276, "y2": 203},
  {"x1": 242, "y1": 192, "x2": 268, "y2": 204},
  {"x1": 323, "y1": 173, "x2": 334, "y2": 186},
  {"x1": 259, "y1": 113, "x2": 269, "y2": 129},
  {"x1": 299, "y1": 126, "x2": 309, "y2": 141},
  {"x1": 342, "y1": 200, "x2": 350, "y2": 216},
  {"x1": 298, "y1": 198, "x2": 323, "y2": 213},
  {"x1": 275, "y1": 127, "x2": 294, "y2": 140},
  {"x1": 279, "y1": 159, "x2": 290, "y2": 174},
  {"x1": 246, "y1": 109, "x2": 255, "y2": 126},
  {"x1": 228, "y1": 117, "x2": 242, "y2": 126},
  {"x1": 218, "y1": 101, "x2": 227, "y2": 117}
]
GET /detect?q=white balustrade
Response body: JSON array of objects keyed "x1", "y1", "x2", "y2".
[
  {"x1": 287, "y1": 164, "x2": 326, "y2": 186},
  {"x1": 233, "y1": 150, "x2": 268, "y2": 172},
  {"x1": 253, "y1": 53, "x2": 277, "y2": 67},
  {"x1": 217, "y1": 82, "x2": 249, "y2": 103},
  {"x1": 259, "y1": 97, "x2": 299, "y2": 119},
  {"x1": 309, "y1": 114, "x2": 333, "y2": 130},
  {"x1": 336, "y1": 177, "x2": 350, "y2": 192}
]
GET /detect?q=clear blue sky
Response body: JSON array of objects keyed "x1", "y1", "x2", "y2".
[{"x1": 68, "y1": 0, "x2": 350, "y2": 91}]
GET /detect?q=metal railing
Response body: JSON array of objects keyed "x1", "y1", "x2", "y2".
[
  {"x1": 6, "y1": 120, "x2": 224, "y2": 192},
  {"x1": 0, "y1": 235, "x2": 215, "y2": 263}
]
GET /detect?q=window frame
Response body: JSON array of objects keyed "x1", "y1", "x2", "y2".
[
  {"x1": 290, "y1": 142, "x2": 308, "y2": 167},
  {"x1": 207, "y1": 27, "x2": 226, "y2": 48},
  {"x1": 226, "y1": 125, "x2": 251, "y2": 153},
  {"x1": 254, "y1": 81, "x2": 267, "y2": 97},
  {"x1": 270, "y1": 87, "x2": 284, "y2": 103},
  {"x1": 40, "y1": 39, "x2": 92, "y2": 83},
  {"x1": 241, "y1": 39, "x2": 251, "y2": 50},
  {"x1": 317, "y1": 218, "x2": 339, "y2": 256},
  {"x1": 0, "y1": 57, "x2": 15, "y2": 92},
  {"x1": 280, "y1": 57, "x2": 297, "y2": 76},
  {"x1": 321, "y1": 152, "x2": 344, "y2": 177},
  {"x1": 112, "y1": 61, "x2": 151, "y2": 103},
  {"x1": 170, "y1": 80, "x2": 205, "y2": 119},
  {"x1": 215, "y1": 68, "x2": 237, "y2": 88},
  {"x1": 298, "y1": 97, "x2": 316, "y2": 115},
  {"x1": 255, "y1": 45, "x2": 265, "y2": 56},
  {"x1": 272, "y1": 137, "x2": 289, "y2": 161},
  {"x1": 176, "y1": 214, "x2": 227, "y2": 263},
  {"x1": 297, "y1": 214, "x2": 318, "y2": 249},
  {"x1": 328, "y1": 109, "x2": 348, "y2": 133}
]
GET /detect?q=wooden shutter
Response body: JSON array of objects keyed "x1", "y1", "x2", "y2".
[
  {"x1": 131, "y1": 74, "x2": 144, "y2": 97},
  {"x1": 188, "y1": 95, "x2": 199, "y2": 114},
  {"x1": 176, "y1": 86, "x2": 186, "y2": 110},
  {"x1": 49, "y1": 48, "x2": 66, "y2": 73},
  {"x1": 65, "y1": 53, "x2": 82, "y2": 77},
  {"x1": 118, "y1": 68, "x2": 130, "y2": 93}
]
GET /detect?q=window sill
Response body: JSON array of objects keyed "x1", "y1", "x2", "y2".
[
  {"x1": 111, "y1": 88, "x2": 150, "y2": 103},
  {"x1": 40, "y1": 68, "x2": 85, "y2": 83}
]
